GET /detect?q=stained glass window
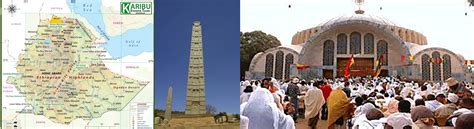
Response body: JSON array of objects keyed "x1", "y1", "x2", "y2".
[
  {"x1": 364, "y1": 33, "x2": 374, "y2": 54},
  {"x1": 442, "y1": 54, "x2": 451, "y2": 81},
  {"x1": 323, "y1": 40, "x2": 335, "y2": 65},
  {"x1": 422, "y1": 54, "x2": 431, "y2": 81},
  {"x1": 285, "y1": 54, "x2": 294, "y2": 80},
  {"x1": 432, "y1": 51, "x2": 441, "y2": 82},
  {"x1": 337, "y1": 33, "x2": 347, "y2": 54},
  {"x1": 265, "y1": 54, "x2": 274, "y2": 77},
  {"x1": 350, "y1": 32, "x2": 361, "y2": 54},
  {"x1": 275, "y1": 51, "x2": 284, "y2": 79}
]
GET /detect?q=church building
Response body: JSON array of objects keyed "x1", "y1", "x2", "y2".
[{"x1": 247, "y1": 10, "x2": 470, "y2": 83}]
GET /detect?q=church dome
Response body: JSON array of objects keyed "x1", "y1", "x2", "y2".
[
  {"x1": 317, "y1": 14, "x2": 398, "y2": 27},
  {"x1": 291, "y1": 14, "x2": 428, "y2": 46}
]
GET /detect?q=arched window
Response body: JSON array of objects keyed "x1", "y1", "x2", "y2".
[
  {"x1": 350, "y1": 32, "x2": 361, "y2": 54},
  {"x1": 422, "y1": 54, "x2": 431, "y2": 81},
  {"x1": 432, "y1": 51, "x2": 441, "y2": 82},
  {"x1": 364, "y1": 33, "x2": 374, "y2": 54},
  {"x1": 398, "y1": 29, "x2": 404, "y2": 39},
  {"x1": 265, "y1": 54, "x2": 274, "y2": 77},
  {"x1": 285, "y1": 54, "x2": 294, "y2": 80},
  {"x1": 377, "y1": 40, "x2": 388, "y2": 65},
  {"x1": 337, "y1": 33, "x2": 347, "y2": 54},
  {"x1": 323, "y1": 40, "x2": 335, "y2": 66},
  {"x1": 442, "y1": 54, "x2": 451, "y2": 81},
  {"x1": 275, "y1": 51, "x2": 284, "y2": 79}
]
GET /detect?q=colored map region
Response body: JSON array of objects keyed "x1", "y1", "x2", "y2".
[{"x1": 2, "y1": 0, "x2": 154, "y2": 129}]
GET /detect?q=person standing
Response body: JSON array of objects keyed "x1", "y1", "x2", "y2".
[
  {"x1": 287, "y1": 77, "x2": 301, "y2": 122},
  {"x1": 304, "y1": 81, "x2": 325, "y2": 129},
  {"x1": 327, "y1": 88, "x2": 354, "y2": 129}
]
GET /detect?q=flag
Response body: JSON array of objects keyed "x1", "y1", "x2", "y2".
[
  {"x1": 296, "y1": 64, "x2": 310, "y2": 70},
  {"x1": 374, "y1": 54, "x2": 384, "y2": 77},
  {"x1": 401, "y1": 55, "x2": 406, "y2": 62},
  {"x1": 344, "y1": 55, "x2": 355, "y2": 78},
  {"x1": 439, "y1": 57, "x2": 443, "y2": 63}
]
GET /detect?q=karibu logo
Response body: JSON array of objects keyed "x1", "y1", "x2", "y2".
[{"x1": 120, "y1": 2, "x2": 152, "y2": 15}]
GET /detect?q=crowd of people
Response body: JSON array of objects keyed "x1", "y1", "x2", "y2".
[{"x1": 239, "y1": 76, "x2": 474, "y2": 129}]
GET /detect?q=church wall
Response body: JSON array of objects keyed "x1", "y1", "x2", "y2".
[
  {"x1": 300, "y1": 23, "x2": 408, "y2": 78},
  {"x1": 412, "y1": 49, "x2": 467, "y2": 82},
  {"x1": 269, "y1": 17, "x2": 464, "y2": 81},
  {"x1": 248, "y1": 48, "x2": 299, "y2": 80}
]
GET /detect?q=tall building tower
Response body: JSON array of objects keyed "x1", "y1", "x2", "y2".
[{"x1": 185, "y1": 21, "x2": 206, "y2": 115}]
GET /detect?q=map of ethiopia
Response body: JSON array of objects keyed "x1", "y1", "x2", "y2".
[{"x1": 2, "y1": 0, "x2": 154, "y2": 129}]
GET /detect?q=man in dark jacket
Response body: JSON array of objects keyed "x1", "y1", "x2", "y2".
[{"x1": 287, "y1": 77, "x2": 301, "y2": 122}]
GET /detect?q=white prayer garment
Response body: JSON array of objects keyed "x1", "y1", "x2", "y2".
[{"x1": 241, "y1": 88, "x2": 295, "y2": 129}]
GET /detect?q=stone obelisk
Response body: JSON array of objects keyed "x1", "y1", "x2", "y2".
[
  {"x1": 185, "y1": 21, "x2": 206, "y2": 115},
  {"x1": 164, "y1": 86, "x2": 172, "y2": 123}
]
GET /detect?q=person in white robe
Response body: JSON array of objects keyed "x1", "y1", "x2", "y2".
[
  {"x1": 240, "y1": 86, "x2": 253, "y2": 104},
  {"x1": 304, "y1": 84, "x2": 325, "y2": 129},
  {"x1": 241, "y1": 87, "x2": 295, "y2": 129}
]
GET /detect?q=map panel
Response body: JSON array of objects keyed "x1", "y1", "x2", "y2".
[{"x1": 2, "y1": 0, "x2": 154, "y2": 129}]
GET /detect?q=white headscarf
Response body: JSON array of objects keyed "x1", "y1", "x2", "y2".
[
  {"x1": 271, "y1": 78, "x2": 281, "y2": 91},
  {"x1": 242, "y1": 88, "x2": 295, "y2": 129},
  {"x1": 355, "y1": 103, "x2": 376, "y2": 117},
  {"x1": 387, "y1": 113, "x2": 413, "y2": 129}
]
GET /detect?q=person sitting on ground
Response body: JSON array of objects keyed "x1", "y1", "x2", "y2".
[
  {"x1": 434, "y1": 93, "x2": 459, "y2": 126},
  {"x1": 447, "y1": 97, "x2": 474, "y2": 126},
  {"x1": 446, "y1": 78, "x2": 467, "y2": 98},
  {"x1": 425, "y1": 94, "x2": 442, "y2": 111},
  {"x1": 454, "y1": 112, "x2": 474, "y2": 129},
  {"x1": 414, "y1": 99, "x2": 425, "y2": 106},
  {"x1": 353, "y1": 108, "x2": 385, "y2": 129},
  {"x1": 386, "y1": 100, "x2": 413, "y2": 129},
  {"x1": 419, "y1": 85, "x2": 429, "y2": 98},
  {"x1": 384, "y1": 99, "x2": 399, "y2": 117},
  {"x1": 411, "y1": 106, "x2": 436, "y2": 129},
  {"x1": 355, "y1": 96, "x2": 364, "y2": 107}
]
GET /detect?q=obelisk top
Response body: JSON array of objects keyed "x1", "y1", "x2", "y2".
[{"x1": 193, "y1": 21, "x2": 201, "y2": 25}]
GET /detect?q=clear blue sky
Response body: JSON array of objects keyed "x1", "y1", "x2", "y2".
[{"x1": 154, "y1": 0, "x2": 240, "y2": 114}]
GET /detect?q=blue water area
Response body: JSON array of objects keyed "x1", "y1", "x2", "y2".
[
  {"x1": 66, "y1": 0, "x2": 153, "y2": 58},
  {"x1": 105, "y1": 24, "x2": 154, "y2": 58},
  {"x1": 44, "y1": 39, "x2": 51, "y2": 45},
  {"x1": 66, "y1": 0, "x2": 105, "y2": 31}
]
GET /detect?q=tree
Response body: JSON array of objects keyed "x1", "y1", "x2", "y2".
[
  {"x1": 240, "y1": 31, "x2": 281, "y2": 79},
  {"x1": 206, "y1": 104, "x2": 218, "y2": 115}
]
